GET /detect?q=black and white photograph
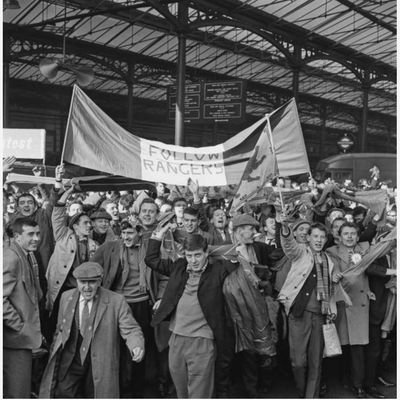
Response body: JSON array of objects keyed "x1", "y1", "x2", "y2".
[{"x1": 2, "y1": 1, "x2": 397, "y2": 398}]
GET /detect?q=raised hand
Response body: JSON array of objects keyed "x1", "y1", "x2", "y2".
[
  {"x1": 32, "y1": 166, "x2": 43, "y2": 177},
  {"x1": 55, "y1": 163, "x2": 65, "y2": 181},
  {"x1": 3, "y1": 156, "x2": 16, "y2": 173},
  {"x1": 187, "y1": 178, "x2": 199, "y2": 197}
]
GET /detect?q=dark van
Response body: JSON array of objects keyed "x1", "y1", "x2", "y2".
[{"x1": 315, "y1": 153, "x2": 397, "y2": 185}]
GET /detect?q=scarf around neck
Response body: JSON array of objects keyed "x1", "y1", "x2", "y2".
[{"x1": 312, "y1": 251, "x2": 330, "y2": 315}]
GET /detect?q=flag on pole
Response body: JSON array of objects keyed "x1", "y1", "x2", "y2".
[
  {"x1": 269, "y1": 98, "x2": 311, "y2": 177},
  {"x1": 231, "y1": 127, "x2": 277, "y2": 211},
  {"x1": 231, "y1": 98, "x2": 311, "y2": 211}
]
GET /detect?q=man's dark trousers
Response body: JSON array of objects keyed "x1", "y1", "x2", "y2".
[{"x1": 288, "y1": 310, "x2": 324, "y2": 398}]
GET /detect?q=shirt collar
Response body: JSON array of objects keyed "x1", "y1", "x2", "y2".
[{"x1": 79, "y1": 295, "x2": 94, "y2": 304}]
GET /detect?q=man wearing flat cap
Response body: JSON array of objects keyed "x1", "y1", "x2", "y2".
[
  {"x1": 89, "y1": 208, "x2": 116, "y2": 247},
  {"x1": 228, "y1": 213, "x2": 281, "y2": 397},
  {"x1": 39, "y1": 262, "x2": 144, "y2": 398},
  {"x1": 45, "y1": 185, "x2": 98, "y2": 336}
]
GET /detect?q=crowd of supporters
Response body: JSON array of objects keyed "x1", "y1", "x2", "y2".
[{"x1": 3, "y1": 156, "x2": 397, "y2": 399}]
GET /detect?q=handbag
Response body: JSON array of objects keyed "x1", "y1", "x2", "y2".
[{"x1": 322, "y1": 319, "x2": 342, "y2": 358}]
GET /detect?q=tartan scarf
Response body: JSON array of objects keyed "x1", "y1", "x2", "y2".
[{"x1": 313, "y1": 251, "x2": 330, "y2": 315}]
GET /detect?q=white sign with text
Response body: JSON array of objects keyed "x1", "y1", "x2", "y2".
[{"x1": 3, "y1": 129, "x2": 46, "y2": 160}]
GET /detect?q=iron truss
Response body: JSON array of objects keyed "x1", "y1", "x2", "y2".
[{"x1": 3, "y1": 0, "x2": 396, "y2": 143}]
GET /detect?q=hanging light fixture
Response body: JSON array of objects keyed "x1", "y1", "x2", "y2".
[
  {"x1": 4, "y1": 0, "x2": 20, "y2": 9},
  {"x1": 38, "y1": 1, "x2": 94, "y2": 86}
]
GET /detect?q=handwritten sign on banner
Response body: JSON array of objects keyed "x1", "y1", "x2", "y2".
[{"x1": 140, "y1": 139, "x2": 227, "y2": 186}]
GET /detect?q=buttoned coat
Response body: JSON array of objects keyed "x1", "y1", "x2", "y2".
[
  {"x1": 39, "y1": 287, "x2": 144, "y2": 398},
  {"x1": 46, "y1": 206, "x2": 97, "y2": 312},
  {"x1": 326, "y1": 242, "x2": 370, "y2": 345},
  {"x1": 3, "y1": 242, "x2": 42, "y2": 349}
]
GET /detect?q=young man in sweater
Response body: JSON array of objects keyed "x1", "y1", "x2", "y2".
[{"x1": 145, "y1": 225, "x2": 238, "y2": 398}]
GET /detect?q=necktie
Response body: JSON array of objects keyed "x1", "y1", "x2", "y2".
[{"x1": 80, "y1": 301, "x2": 90, "y2": 337}]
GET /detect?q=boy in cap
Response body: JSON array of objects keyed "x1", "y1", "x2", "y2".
[{"x1": 39, "y1": 262, "x2": 144, "y2": 398}]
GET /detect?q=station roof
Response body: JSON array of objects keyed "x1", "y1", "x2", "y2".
[{"x1": 4, "y1": 0, "x2": 396, "y2": 138}]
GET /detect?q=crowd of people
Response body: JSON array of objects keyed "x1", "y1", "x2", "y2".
[{"x1": 3, "y1": 156, "x2": 397, "y2": 399}]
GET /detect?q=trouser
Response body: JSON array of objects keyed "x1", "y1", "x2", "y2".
[
  {"x1": 120, "y1": 300, "x2": 152, "y2": 398},
  {"x1": 3, "y1": 348, "x2": 32, "y2": 398},
  {"x1": 55, "y1": 349, "x2": 94, "y2": 398},
  {"x1": 235, "y1": 351, "x2": 259, "y2": 397},
  {"x1": 214, "y1": 324, "x2": 235, "y2": 397},
  {"x1": 341, "y1": 344, "x2": 366, "y2": 388},
  {"x1": 288, "y1": 311, "x2": 324, "y2": 398},
  {"x1": 168, "y1": 333, "x2": 216, "y2": 398},
  {"x1": 365, "y1": 324, "x2": 381, "y2": 387}
]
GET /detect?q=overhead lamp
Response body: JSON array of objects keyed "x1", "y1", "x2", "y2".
[
  {"x1": 39, "y1": 58, "x2": 95, "y2": 87},
  {"x1": 4, "y1": 0, "x2": 20, "y2": 9},
  {"x1": 38, "y1": 0, "x2": 95, "y2": 86}
]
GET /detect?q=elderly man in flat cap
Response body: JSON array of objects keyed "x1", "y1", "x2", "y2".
[
  {"x1": 45, "y1": 185, "x2": 97, "y2": 338},
  {"x1": 39, "y1": 262, "x2": 144, "y2": 398}
]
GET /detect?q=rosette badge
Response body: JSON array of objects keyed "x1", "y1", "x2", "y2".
[{"x1": 351, "y1": 253, "x2": 362, "y2": 264}]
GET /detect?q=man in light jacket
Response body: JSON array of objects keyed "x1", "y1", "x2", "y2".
[{"x1": 278, "y1": 216, "x2": 337, "y2": 399}]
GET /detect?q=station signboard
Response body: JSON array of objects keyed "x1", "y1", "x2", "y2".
[{"x1": 167, "y1": 80, "x2": 246, "y2": 123}]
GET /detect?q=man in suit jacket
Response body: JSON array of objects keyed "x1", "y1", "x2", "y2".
[
  {"x1": 92, "y1": 218, "x2": 167, "y2": 397},
  {"x1": 327, "y1": 222, "x2": 373, "y2": 398},
  {"x1": 39, "y1": 262, "x2": 144, "y2": 398},
  {"x1": 145, "y1": 227, "x2": 238, "y2": 398},
  {"x1": 3, "y1": 217, "x2": 42, "y2": 398}
]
